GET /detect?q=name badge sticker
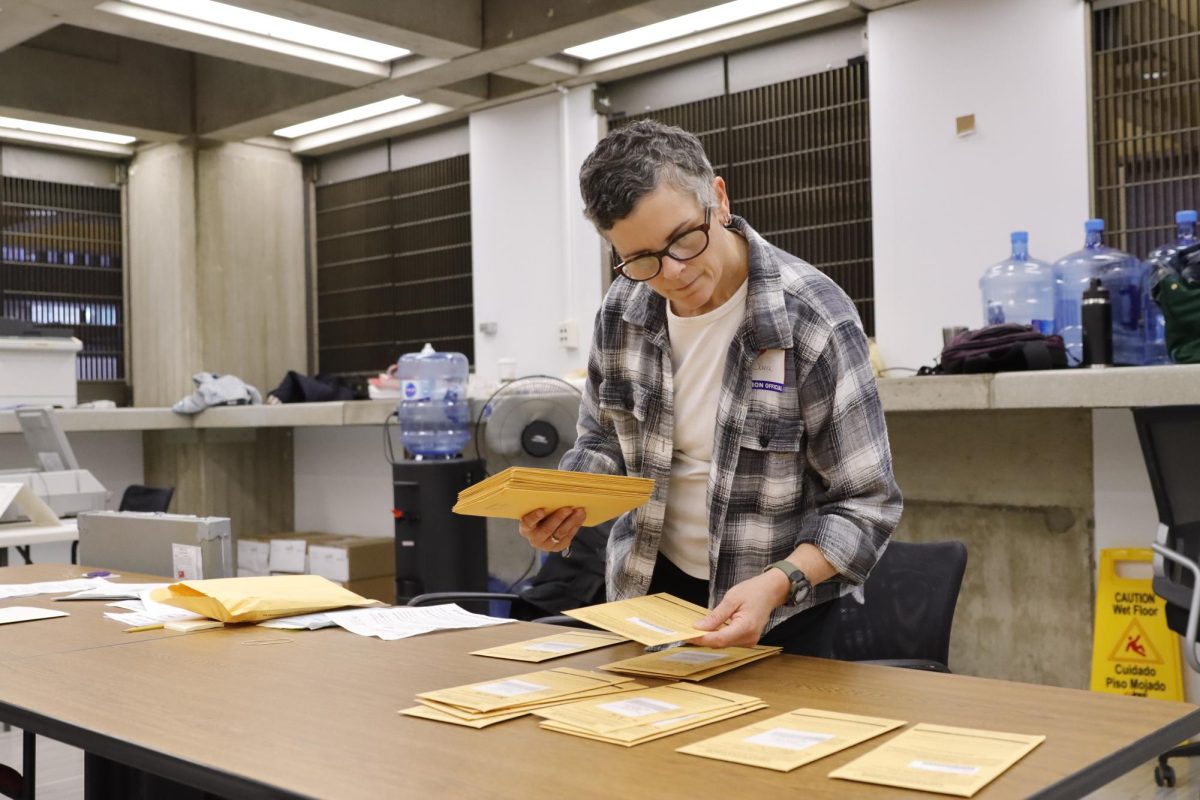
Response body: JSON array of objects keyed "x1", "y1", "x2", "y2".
[{"x1": 751, "y1": 349, "x2": 785, "y2": 393}]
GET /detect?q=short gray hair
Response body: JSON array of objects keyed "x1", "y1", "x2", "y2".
[{"x1": 579, "y1": 119, "x2": 717, "y2": 231}]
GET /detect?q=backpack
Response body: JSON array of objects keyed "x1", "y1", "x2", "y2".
[{"x1": 936, "y1": 324, "x2": 1068, "y2": 374}]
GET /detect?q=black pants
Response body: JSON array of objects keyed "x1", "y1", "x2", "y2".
[{"x1": 647, "y1": 552, "x2": 835, "y2": 657}]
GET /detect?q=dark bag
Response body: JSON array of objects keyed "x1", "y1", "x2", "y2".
[
  {"x1": 516, "y1": 522, "x2": 610, "y2": 617},
  {"x1": 938, "y1": 324, "x2": 1067, "y2": 374},
  {"x1": 267, "y1": 371, "x2": 357, "y2": 403}
]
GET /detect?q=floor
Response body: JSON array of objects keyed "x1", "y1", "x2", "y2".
[{"x1": 0, "y1": 727, "x2": 1194, "y2": 799}]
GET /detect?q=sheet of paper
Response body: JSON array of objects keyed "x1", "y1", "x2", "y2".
[
  {"x1": 57, "y1": 580, "x2": 170, "y2": 601},
  {"x1": 104, "y1": 611, "x2": 166, "y2": 627},
  {"x1": 677, "y1": 708, "x2": 906, "y2": 772},
  {"x1": 828, "y1": 723, "x2": 1046, "y2": 797},
  {"x1": 0, "y1": 606, "x2": 69, "y2": 625},
  {"x1": 564, "y1": 593, "x2": 711, "y2": 646},
  {"x1": 137, "y1": 589, "x2": 205, "y2": 622},
  {"x1": 171, "y1": 543, "x2": 204, "y2": 580},
  {"x1": 257, "y1": 612, "x2": 338, "y2": 630},
  {"x1": 0, "y1": 578, "x2": 103, "y2": 600},
  {"x1": 0, "y1": 482, "x2": 60, "y2": 526},
  {"x1": 471, "y1": 630, "x2": 627, "y2": 662},
  {"x1": 325, "y1": 604, "x2": 515, "y2": 641}
]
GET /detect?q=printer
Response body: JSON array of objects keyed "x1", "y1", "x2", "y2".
[{"x1": 0, "y1": 407, "x2": 107, "y2": 523}]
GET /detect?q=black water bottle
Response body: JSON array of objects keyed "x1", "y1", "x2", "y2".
[{"x1": 1082, "y1": 278, "x2": 1113, "y2": 368}]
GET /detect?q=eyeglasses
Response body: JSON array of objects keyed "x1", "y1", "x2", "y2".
[{"x1": 610, "y1": 208, "x2": 711, "y2": 282}]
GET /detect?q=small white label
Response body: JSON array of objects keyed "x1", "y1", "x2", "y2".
[
  {"x1": 745, "y1": 728, "x2": 835, "y2": 751},
  {"x1": 626, "y1": 616, "x2": 674, "y2": 634},
  {"x1": 661, "y1": 650, "x2": 728, "y2": 664},
  {"x1": 171, "y1": 543, "x2": 203, "y2": 580},
  {"x1": 597, "y1": 697, "x2": 680, "y2": 718},
  {"x1": 751, "y1": 349, "x2": 785, "y2": 392},
  {"x1": 522, "y1": 641, "x2": 583, "y2": 653},
  {"x1": 652, "y1": 713, "x2": 701, "y2": 728},
  {"x1": 473, "y1": 679, "x2": 548, "y2": 697},
  {"x1": 908, "y1": 760, "x2": 980, "y2": 776}
]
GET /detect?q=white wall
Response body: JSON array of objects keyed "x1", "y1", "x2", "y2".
[
  {"x1": 868, "y1": 0, "x2": 1091, "y2": 371},
  {"x1": 469, "y1": 86, "x2": 604, "y2": 383}
]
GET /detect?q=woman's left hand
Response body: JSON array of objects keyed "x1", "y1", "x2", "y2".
[{"x1": 689, "y1": 569, "x2": 789, "y2": 648}]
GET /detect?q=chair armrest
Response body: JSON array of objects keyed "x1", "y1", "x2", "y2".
[
  {"x1": 406, "y1": 592, "x2": 520, "y2": 607},
  {"x1": 855, "y1": 658, "x2": 951, "y2": 673}
]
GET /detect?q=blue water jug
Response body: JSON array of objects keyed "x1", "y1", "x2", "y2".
[
  {"x1": 1145, "y1": 210, "x2": 1199, "y2": 365},
  {"x1": 980, "y1": 231, "x2": 1055, "y2": 333},
  {"x1": 1053, "y1": 219, "x2": 1150, "y2": 366},
  {"x1": 397, "y1": 343, "x2": 470, "y2": 458}
]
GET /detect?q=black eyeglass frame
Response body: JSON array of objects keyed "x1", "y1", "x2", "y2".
[{"x1": 609, "y1": 207, "x2": 713, "y2": 282}]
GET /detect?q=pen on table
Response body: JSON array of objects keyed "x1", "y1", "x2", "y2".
[{"x1": 124, "y1": 624, "x2": 164, "y2": 633}]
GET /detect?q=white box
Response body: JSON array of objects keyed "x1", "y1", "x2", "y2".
[{"x1": 0, "y1": 336, "x2": 82, "y2": 406}]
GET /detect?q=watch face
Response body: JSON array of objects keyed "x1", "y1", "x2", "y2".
[{"x1": 791, "y1": 577, "x2": 812, "y2": 606}]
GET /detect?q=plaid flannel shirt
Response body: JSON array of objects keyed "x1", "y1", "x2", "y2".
[{"x1": 559, "y1": 216, "x2": 902, "y2": 634}]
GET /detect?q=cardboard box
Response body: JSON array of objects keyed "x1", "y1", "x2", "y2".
[
  {"x1": 308, "y1": 536, "x2": 396, "y2": 583},
  {"x1": 249, "y1": 532, "x2": 342, "y2": 574},
  {"x1": 336, "y1": 575, "x2": 395, "y2": 605},
  {"x1": 237, "y1": 536, "x2": 271, "y2": 576}
]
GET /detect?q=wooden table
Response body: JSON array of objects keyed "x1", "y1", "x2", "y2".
[{"x1": 2, "y1": 565, "x2": 1199, "y2": 799}]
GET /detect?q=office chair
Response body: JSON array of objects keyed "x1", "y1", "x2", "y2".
[
  {"x1": 821, "y1": 539, "x2": 969, "y2": 672},
  {"x1": 71, "y1": 483, "x2": 174, "y2": 564},
  {"x1": 1133, "y1": 405, "x2": 1200, "y2": 788}
]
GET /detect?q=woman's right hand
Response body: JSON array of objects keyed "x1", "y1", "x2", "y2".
[{"x1": 519, "y1": 507, "x2": 586, "y2": 553}]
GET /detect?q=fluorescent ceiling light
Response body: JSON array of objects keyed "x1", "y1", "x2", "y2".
[
  {"x1": 564, "y1": 0, "x2": 810, "y2": 60},
  {"x1": 100, "y1": 0, "x2": 408, "y2": 63},
  {"x1": 274, "y1": 95, "x2": 422, "y2": 139},
  {"x1": 0, "y1": 116, "x2": 136, "y2": 145}
]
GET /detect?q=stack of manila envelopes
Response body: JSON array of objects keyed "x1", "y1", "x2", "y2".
[
  {"x1": 471, "y1": 630, "x2": 628, "y2": 663},
  {"x1": 533, "y1": 683, "x2": 766, "y2": 747},
  {"x1": 677, "y1": 708, "x2": 906, "y2": 771},
  {"x1": 400, "y1": 667, "x2": 644, "y2": 728},
  {"x1": 828, "y1": 723, "x2": 1046, "y2": 797},
  {"x1": 564, "y1": 593, "x2": 711, "y2": 646},
  {"x1": 600, "y1": 644, "x2": 782, "y2": 681},
  {"x1": 452, "y1": 467, "x2": 654, "y2": 527}
]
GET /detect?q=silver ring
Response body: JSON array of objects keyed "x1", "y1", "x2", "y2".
[{"x1": 550, "y1": 534, "x2": 562, "y2": 544}]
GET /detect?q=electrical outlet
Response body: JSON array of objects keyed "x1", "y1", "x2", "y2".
[{"x1": 557, "y1": 319, "x2": 579, "y2": 349}]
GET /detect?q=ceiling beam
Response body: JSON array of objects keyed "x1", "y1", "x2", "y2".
[{"x1": 0, "y1": 1, "x2": 63, "y2": 53}]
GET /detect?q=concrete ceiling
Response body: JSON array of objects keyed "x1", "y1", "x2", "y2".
[{"x1": 0, "y1": 0, "x2": 905, "y2": 155}]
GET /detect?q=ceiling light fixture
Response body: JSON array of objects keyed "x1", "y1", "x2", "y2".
[
  {"x1": 274, "y1": 95, "x2": 422, "y2": 139},
  {"x1": 98, "y1": 0, "x2": 408, "y2": 68},
  {"x1": 0, "y1": 116, "x2": 136, "y2": 145},
  {"x1": 564, "y1": 0, "x2": 810, "y2": 61}
]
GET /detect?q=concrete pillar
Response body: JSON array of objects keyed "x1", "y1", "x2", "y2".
[{"x1": 128, "y1": 140, "x2": 306, "y2": 534}]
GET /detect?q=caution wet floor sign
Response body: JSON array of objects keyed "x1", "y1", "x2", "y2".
[{"x1": 1089, "y1": 548, "x2": 1183, "y2": 701}]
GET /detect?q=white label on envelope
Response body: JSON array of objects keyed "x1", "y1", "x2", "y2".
[
  {"x1": 597, "y1": 697, "x2": 680, "y2": 718},
  {"x1": 627, "y1": 616, "x2": 674, "y2": 634},
  {"x1": 662, "y1": 650, "x2": 728, "y2": 664},
  {"x1": 523, "y1": 641, "x2": 583, "y2": 653},
  {"x1": 908, "y1": 760, "x2": 980, "y2": 776},
  {"x1": 746, "y1": 728, "x2": 834, "y2": 751},
  {"x1": 171, "y1": 543, "x2": 203, "y2": 580},
  {"x1": 473, "y1": 679, "x2": 548, "y2": 697},
  {"x1": 751, "y1": 349, "x2": 785, "y2": 392}
]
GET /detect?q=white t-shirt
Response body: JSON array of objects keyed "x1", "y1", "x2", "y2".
[{"x1": 659, "y1": 278, "x2": 750, "y2": 579}]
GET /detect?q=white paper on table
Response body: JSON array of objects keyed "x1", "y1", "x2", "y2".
[
  {"x1": 257, "y1": 612, "x2": 338, "y2": 631},
  {"x1": 136, "y1": 589, "x2": 205, "y2": 622},
  {"x1": 324, "y1": 604, "x2": 515, "y2": 641},
  {"x1": 0, "y1": 606, "x2": 69, "y2": 625},
  {"x1": 104, "y1": 611, "x2": 166, "y2": 627},
  {"x1": 0, "y1": 578, "x2": 104, "y2": 600},
  {"x1": 57, "y1": 580, "x2": 170, "y2": 601},
  {"x1": 106, "y1": 600, "x2": 146, "y2": 612}
]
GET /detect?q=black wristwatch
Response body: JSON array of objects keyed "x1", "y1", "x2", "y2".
[{"x1": 763, "y1": 560, "x2": 812, "y2": 607}]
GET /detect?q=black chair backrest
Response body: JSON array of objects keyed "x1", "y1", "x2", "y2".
[
  {"x1": 118, "y1": 484, "x2": 175, "y2": 514},
  {"x1": 1133, "y1": 406, "x2": 1200, "y2": 634},
  {"x1": 824, "y1": 540, "x2": 968, "y2": 666}
]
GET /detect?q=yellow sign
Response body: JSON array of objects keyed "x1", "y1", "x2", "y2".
[{"x1": 1089, "y1": 548, "x2": 1183, "y2": 701}]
